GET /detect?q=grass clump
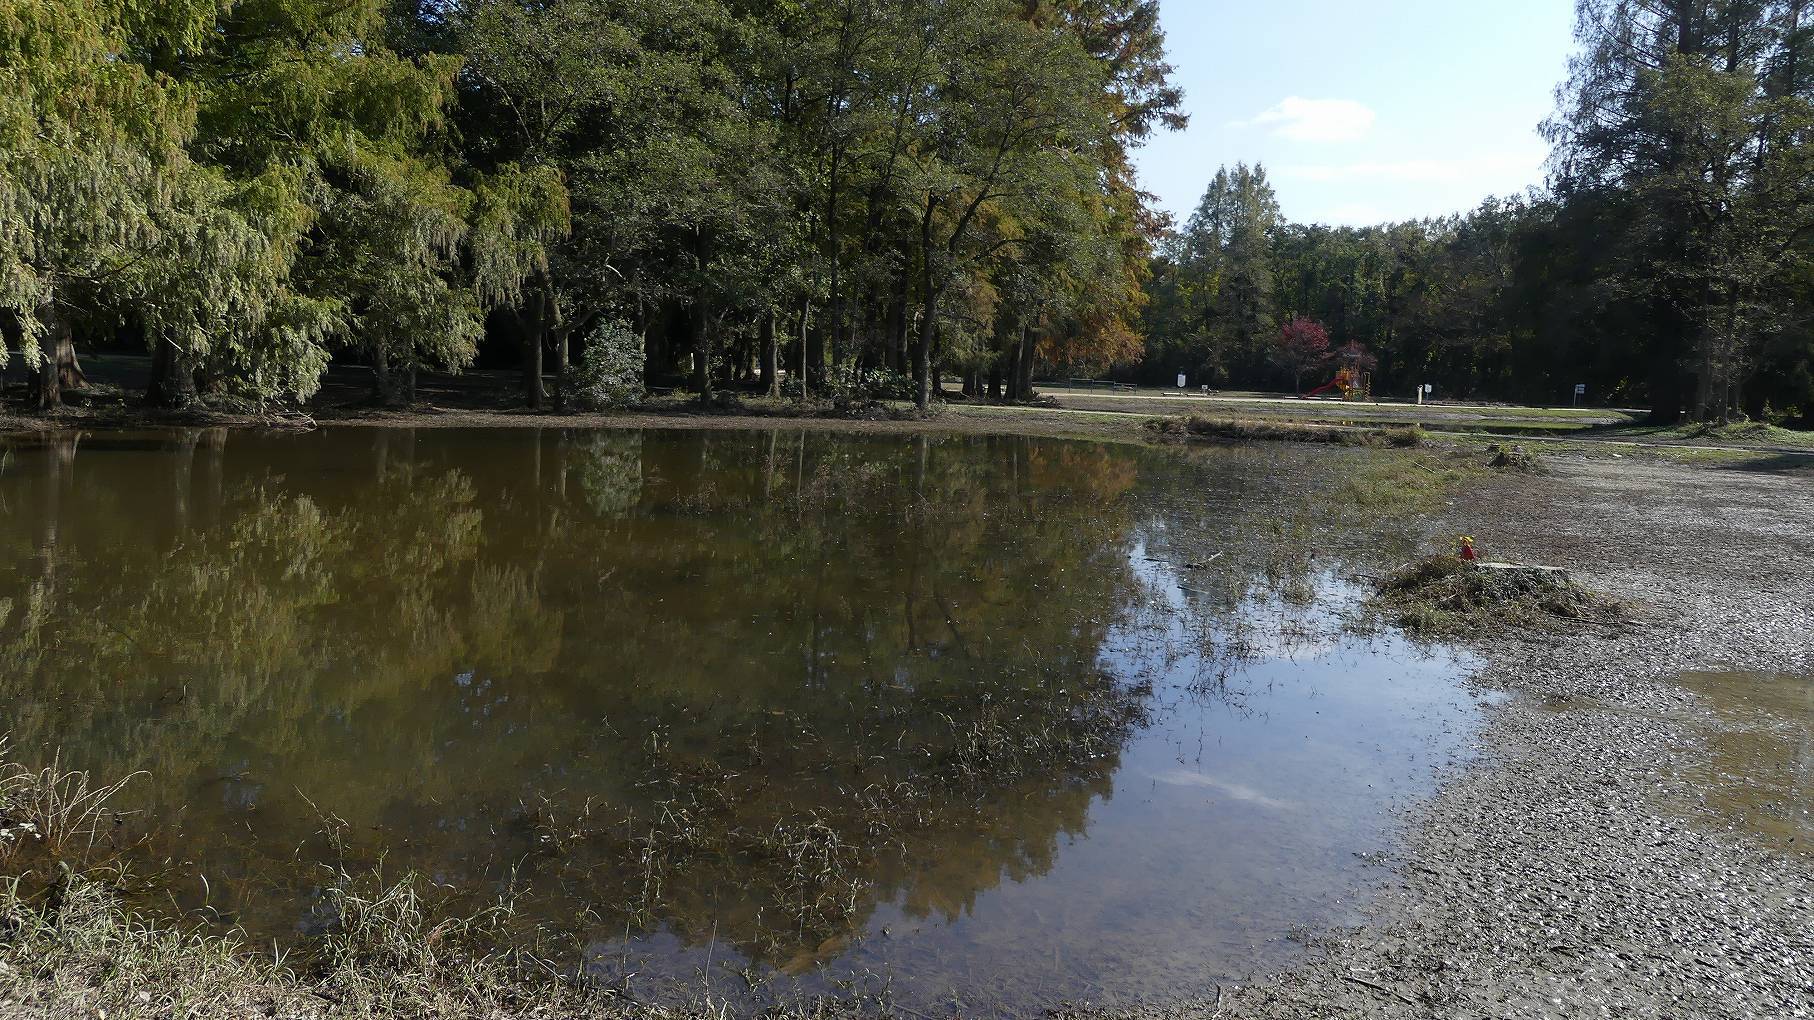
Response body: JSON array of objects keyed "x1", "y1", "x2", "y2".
[
  {"x1": 1376, "y1": 554, "x2": 1624, "y2": 636},
  {"x1": 0, "y1": 744, "x2": 143, "y2": 863},
  {"x1": 1147, "y1": 415, "x2": 1421, "y2": 448},
  {"x1": 1488, "y1": 443, "x2": 1543, "y2": 471},
  {"x1": 0, "y1": 866, "x2": 642, "y2": 1020}
]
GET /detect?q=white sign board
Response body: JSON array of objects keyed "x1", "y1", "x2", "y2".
[
  {"x1": 1177, "y1": 373, "x2": 1187, "y2": 389},
  {"x1": 1574, "y1": 383, "x2": 1587, "y2": 396}
]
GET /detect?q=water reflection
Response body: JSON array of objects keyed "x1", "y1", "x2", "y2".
[
  {"x1": 0, "y1": 428, "x2": 1483, "y2": 1013},
  {"x1": 1676, "y1": 670, "x2": 1814, "y2": 852}
]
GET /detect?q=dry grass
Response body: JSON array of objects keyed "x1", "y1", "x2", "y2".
[
  {"x1": 1146, "y1": 415, "x2": 1425, "y2": 448},
  {"x1": 1488, "y1": 444, "x2": 1543, "y2": 471},
  {"x1": 0, "y1": 744, "x2": 144, "y2": 863},
  {"x1": 0, "y1": 746, "x2": 678, "y2": 1020},
  {"x1": 0, "y1": 734, "x2": 1112, "y2": 1019},
  {"x1": 1376, "y1": 555, "x2": 1625, "y2": 636}
]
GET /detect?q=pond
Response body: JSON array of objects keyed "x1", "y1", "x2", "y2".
[
  {"x1": 1675, "y1": 669, "x2": 1814, "y2": 852},
  {"x1": 0, "y1": 427, "x2": 1488, "y2": 1015}
]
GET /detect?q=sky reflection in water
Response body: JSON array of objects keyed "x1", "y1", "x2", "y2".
[{"x1": 0, "y1": 427, "x2": 1487, "y2": 1014}]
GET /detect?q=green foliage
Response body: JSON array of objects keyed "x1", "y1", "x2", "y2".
[
  {"x1": 1, "y1": 0, "x2": 1188, "y2": 409},
  {"x1": 1137, "y1": 5, "x2": 1814, "y2": 423},
  {"x1": 569, "y1": 318, "x2": 644, "y2": 409}
]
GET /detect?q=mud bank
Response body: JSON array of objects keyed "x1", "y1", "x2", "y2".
[{"x1": 1077, "y1": 455, "x2": 1814, "y2": 1018}]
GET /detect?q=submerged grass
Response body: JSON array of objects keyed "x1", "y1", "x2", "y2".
[
  {"x1": 0, "y1": 667, "x2": 1151, "y2": 1017},
  {"x1": 0, "y1": 744, "x2": 144, "y2": 864},
  {"x1": 0, "y1": 750, "x2": 615, "y2": 1018},
  {"x1": 0, "y1": 767, "x2": 890, "y2": 1020},
  {"x1": 0, "y1": 865, "x2": 673, "y2": 1020}
]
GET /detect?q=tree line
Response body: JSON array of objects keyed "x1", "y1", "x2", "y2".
[
  {"x1": 0, "y1": 0, "x2": 1182, "y2": 412},
  {"x1": 1142, "y1": 1, "x2": 1814, "y2": 423},
  {"x1": 8, "y1": 1, "x2": 1812, "y2": 424}
]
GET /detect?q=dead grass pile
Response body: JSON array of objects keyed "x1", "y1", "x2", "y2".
[
  {"x1": 1488, "y1": 444, "x2": 1543, "y2": 471},
  {"x1": 1377, "y1": 555, "x2": 1624, "y2": 635}
]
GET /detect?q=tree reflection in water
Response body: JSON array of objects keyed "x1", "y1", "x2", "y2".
[{"x1": 0, "y1": 428, "x2": 1480, "y2": 1012}]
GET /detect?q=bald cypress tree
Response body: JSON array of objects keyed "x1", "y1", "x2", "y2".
[{"x1": 0, "y1": 0, "x2": 284, "y2": 409}]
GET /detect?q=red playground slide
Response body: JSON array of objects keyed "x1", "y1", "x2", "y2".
[{"x1": 1300, "y1": 367, "x2": 1356, "y2": 400}]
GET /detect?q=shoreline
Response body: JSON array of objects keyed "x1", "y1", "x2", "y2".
[
  {"x1": 1112, "y1": 454, "x2": 1813, "y2": 1019},
  {"x1": 3, "y1": 420, "x2": 1811, "y2": 1018},
  {"x1": 5, "y1": 398, "x2": 1813, "y2": 468}
]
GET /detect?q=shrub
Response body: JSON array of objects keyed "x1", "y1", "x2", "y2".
[
  {"x1": 1488, "y1": 444, "x2": 1542, "y2": 471},
  {"x1": 825, "y1": 363, "x2": 914, "y2": 405},
  {"x1": 568, "y1": 320, "x2": 644, "y2": 410}
]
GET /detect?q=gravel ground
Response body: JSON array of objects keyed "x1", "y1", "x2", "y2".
[{"x1": 1073, "y1": 453, "x2": 1814, "y2": 1019}]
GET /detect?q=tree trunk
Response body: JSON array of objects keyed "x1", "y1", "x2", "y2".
[
  {"x1": 32, "y1": 298, "x2": 72, "y2": 411},
  {"x1": 889, "y1": 277, "x2": 910, "y2": 373},
  {"x1": 913, "y1": 299, "x2": 936, "y2": 411},
  {"x1": 826, "y1": 149, "x2": 843, "y2": 387},
  {"x1": 56, "y1": 337, "x2": 86, "y2": 392},
  {"x1": 1015, "y1": 325, "x2": 1036, "y2": 399},
  {"x1": 807, "y1": 316, "x2": 827, "y2": 386},
  {"x1": 759, "y1": 309, "x2": 779, "y2": 397},
  {"x1": 373, "y1": 345, "x2": 396, "y2": 406},
  {"x1": 522, "y1": 276, "x2": 550, "y2": 410},
  {"x1": 692, "y1": 303, "x2": 713, "y2": 403},
  {"x1": 1006, "y1": 323, "x2": 1028, "y2": 402},
  {"x1": 552, "y1": 321, "x2": 571, "y2": 411},
  {"x1": 798, "y1": 297, "x2": 811, "y2": 402},
  {"x1": 148, "y1": 338, "x2": 198, "y2": 409},
  {"x1": 987, "y1": 363, "x2": 1003, "y2": 399}
]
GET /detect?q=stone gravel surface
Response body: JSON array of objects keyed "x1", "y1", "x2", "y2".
[{"x1": 1071, "y1": 453, "x2": 1814, "y2": 1020}]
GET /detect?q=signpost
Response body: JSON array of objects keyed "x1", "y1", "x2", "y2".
[
  {"x1": 1176, "y1": 372, "x2": 1187, "y2": 390},
  {"x1": 1573, "y1": 383, "x2": 1586, "y2": 406}
]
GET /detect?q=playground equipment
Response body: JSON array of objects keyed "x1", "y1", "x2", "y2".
[{"x1": 1301, "y1": 367, "x2": 1370, "y2": 401}]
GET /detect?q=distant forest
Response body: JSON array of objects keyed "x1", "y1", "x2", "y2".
[
  {"x1": 3, "y1": 1, "x2": 1811, "y2": 423},
  {"x1": 1144, "y1": 3, "x2": 1814, "y2": 423}
]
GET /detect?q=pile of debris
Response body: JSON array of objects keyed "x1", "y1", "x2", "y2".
[
  {"x1": 1376, "y1": 554, "x2": 1623, "y2": 635},
  {"x1": 1488, "y1": 443, "x2": 1542, "y2": 471}
]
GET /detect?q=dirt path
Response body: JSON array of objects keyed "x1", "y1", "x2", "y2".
[
  {"x1": 1076, "y1": 456, "x2": 1814, "y2": 1019},
  {"x1": 9, "y1": 397, "x2": 1811, "y2": 465}
]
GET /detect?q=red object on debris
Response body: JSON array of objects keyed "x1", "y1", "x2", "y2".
[{"x1": 1458, "y1": 536, "x2": 1479, "y2": 561}]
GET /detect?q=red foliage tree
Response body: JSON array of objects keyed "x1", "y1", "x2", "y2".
[{"x1": 1276, "y1": 316, "x2": 1331, "y2": 393}]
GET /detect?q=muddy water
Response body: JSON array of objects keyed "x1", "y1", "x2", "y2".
[
  {"x1": 0, "y1": 428, "x2": 1485, "y2": 1014},
  {"x1": 1676, "y1": 670, "x2": 1814, "y2": 853}
]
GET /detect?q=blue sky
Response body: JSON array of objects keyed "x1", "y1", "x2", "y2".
[{"x1": 1131, "y1": 0, "x2": 1579, "y2": 228}]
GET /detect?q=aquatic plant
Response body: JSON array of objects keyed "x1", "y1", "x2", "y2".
[{"x1": 0, "y1": 745, "x2": 142, "y2": 863}]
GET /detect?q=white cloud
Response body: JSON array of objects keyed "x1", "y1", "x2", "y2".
[
  {"x1": 1281, "y1": 146, "x2": 1547, "y2": 187},
  {"x1": 1235, "y1": 97, "x2": 1376, "y2": 143},
  {"x1": 1146, "y1": 770, "x2": 1295, "y2": 811}
]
